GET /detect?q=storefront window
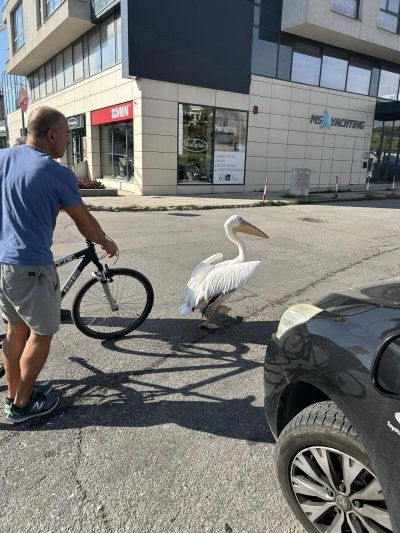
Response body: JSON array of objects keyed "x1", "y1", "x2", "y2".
[
  {"x1": 100, "y1": 121, "x2": 133, "y2": 180},
  {"x1": 213, "y1": 109, "x2": 247, "y2": 185},
  {"x1": 178, "y1": 104, "x2": 248, "y2": 185},
  {"x1": 178, "y1": 104, "x2": 214, "y2": 183}
]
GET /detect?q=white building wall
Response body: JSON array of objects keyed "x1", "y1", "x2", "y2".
[
  {"x1": 6, "y1": 68, "x2": 375, "y2": 195},
  {"x1": 247, "y1": 76, "x2": 375, "y2": 191}
]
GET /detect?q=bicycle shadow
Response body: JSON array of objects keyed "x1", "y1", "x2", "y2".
[{"x1": 0, "y1": 318, "x2": 279, "y2": 443}]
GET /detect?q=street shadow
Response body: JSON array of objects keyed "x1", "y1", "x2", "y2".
[{"x1": 0, "y1": 318, "x2": 278, "y2": 443}]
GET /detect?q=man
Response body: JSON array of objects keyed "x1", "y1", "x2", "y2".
[
  {"x1": 12, "y1": 134, "x2": 71, "y2": 322},
  {"x1": 0, "y1": 106, "x2": 118, "y2": 424}
]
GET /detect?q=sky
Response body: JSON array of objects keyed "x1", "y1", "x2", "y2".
[{"x1": 0, "y1": 0, "x2": 9, "y2": 75}]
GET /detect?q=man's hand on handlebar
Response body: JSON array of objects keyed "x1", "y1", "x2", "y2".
[{"x1": 101, "y1": 237, "x2": 118, "y2": 258}]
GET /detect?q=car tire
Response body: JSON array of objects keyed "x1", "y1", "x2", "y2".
[{"x1": 276, "y1": 400, "x2": 393, "y2": 533}]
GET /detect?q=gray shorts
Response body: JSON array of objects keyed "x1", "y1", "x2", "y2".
[{"x1": 0, "y1": 263, "x2": 61, "y2": 335}]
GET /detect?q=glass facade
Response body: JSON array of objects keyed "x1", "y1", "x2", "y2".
[
  {"x1": 369, "y1": 120, "x2": 400, "y2": 182},
  {"x1": 0, "y1": 73, "x2": 27, "y2": 115},
  {"x1": 27, "y1": 11, "x2": 121, "y2": 103},
  {"x1": 178, "y1": 104, "x2": 248, "y2": 185},
  {"x1": 251, "y1": 0, "x2": 400, "y2": 101},
  {"x1": 100, "y1": 122, "x2": 133, "y2": 180}
]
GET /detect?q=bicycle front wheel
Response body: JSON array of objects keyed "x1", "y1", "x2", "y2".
[{"x1": 72, "y1": 268, "x2": 154, "y2": 340}]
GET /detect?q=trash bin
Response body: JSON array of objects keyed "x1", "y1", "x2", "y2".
[{"x1": 290, "y1": 168, "x2": 310, "y2": 196}]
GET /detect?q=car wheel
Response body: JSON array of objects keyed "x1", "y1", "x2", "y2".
[{"x1": 276, "y1": 401, "x2": 393, "y2": 533}]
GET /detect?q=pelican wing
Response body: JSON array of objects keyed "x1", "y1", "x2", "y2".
[
  {"x1": 203, "y1": 261, "x2": 262, "y2": 303},
  {"x1": 186, "y1": 252, "x2": 223, "y2": 290},
  {"x1": 180, "y1": 253, "x2": 224, "y2": 315}
]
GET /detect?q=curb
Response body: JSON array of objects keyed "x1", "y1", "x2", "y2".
[{"x1": 84, "y1": 194, "x2": 400, "y2": 212}]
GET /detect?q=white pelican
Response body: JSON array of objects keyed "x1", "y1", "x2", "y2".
[{"x1": 179, "y1": 214, "x2": 269, "y2": 328}]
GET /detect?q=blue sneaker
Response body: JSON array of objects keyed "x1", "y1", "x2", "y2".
[
  {"x1": 6, "y1": 390, "x2": 59, "y2": 424},
  {"x1": 4, "y1": 380, "x2": 54, "y2": 414}
]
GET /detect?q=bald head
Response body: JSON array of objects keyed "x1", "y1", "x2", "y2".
[
  {"x1": 26, "y1": 106, "x2": 70, "y2": 158},
  {"x1": 27, "y1": 107, "x2": 66, "y2": 139}
]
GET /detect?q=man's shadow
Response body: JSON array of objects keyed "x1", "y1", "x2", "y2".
[{"x1": 0, "y1": 318, "x2": 279, "y2": 444}]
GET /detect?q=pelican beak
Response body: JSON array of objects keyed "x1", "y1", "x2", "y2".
[{"x1": 234, "y1": 219, "x2": 269, "y2": 238}]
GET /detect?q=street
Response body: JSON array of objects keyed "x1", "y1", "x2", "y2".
[{"x1": 1, "y1": 199, "x2": 400, "y2": 533}]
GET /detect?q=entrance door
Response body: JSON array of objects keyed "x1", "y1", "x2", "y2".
[
  {"x1": 72, "y1": 130, "x2": 84, "y2": 166},
  {"x1": 370, "y1": 120, "x2": 400, "y2": 182}
]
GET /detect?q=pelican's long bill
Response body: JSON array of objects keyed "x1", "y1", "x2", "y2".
[{"x1": 233, "y1": 218, "x2": 269, "y2": 238}]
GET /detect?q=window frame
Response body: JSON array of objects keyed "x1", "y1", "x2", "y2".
[
  {"x1": 331, "y1": 0, "x2": 360, "y2": 19},
  {"x1": 11, "y1": 1, "x2": 25, "y2": 53}
]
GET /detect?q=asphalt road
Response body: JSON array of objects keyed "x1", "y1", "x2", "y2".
[{"x1": 1, "y1": 199, "x2": 400, "y2": 533}]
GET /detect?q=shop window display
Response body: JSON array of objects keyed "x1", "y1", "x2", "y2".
[{"x1": 178, "y1": 104, "x2": 248, "y2": 185}]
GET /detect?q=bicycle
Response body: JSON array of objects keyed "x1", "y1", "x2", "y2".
[{"x1": 0, "y1": 240, "x2": 154, "y2": 377}]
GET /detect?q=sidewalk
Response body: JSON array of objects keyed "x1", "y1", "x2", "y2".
[{"x1": 82, "y1": 183, "x2": 400, "y2": 212}]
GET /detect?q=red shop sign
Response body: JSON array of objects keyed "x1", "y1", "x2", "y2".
[{"x1": 91, "y1": 101, "x2": 133, "y2": 125}]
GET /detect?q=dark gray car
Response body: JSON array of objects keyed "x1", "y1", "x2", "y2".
[{"x1": 265, "y1": 281, "x2": 400, "y2": 533}]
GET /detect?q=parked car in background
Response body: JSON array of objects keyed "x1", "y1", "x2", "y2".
[{"x1": 265, "y1": 281, "x2": 400, "y2": 533}]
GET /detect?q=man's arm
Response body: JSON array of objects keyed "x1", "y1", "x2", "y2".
[{"x1": 63, "y1": 204, "x2": 118, "y2": 257}]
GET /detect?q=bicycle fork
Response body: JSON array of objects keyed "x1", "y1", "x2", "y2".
[{"x1": 92, "y1": 270, "x2": 119, "y2": 311}]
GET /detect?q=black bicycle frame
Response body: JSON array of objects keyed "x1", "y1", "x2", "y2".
[{"x1": 54, "y1": 241, "x2": 102, "y2": 300}]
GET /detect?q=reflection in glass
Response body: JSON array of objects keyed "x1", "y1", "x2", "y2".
[
  {"x1": 64, "y1": 47, "x2": 73, "y2": 87},
  {"x1": 291, "y1": 52, "x2": 321, "y2": 86},
  {"x1": 88, "y1": 27, "x2": 101, "y2": 76},
  {"x1": 116, "y1": 16, "x2": 122, "y2": 62},
  {"x1": 55, "y1": 53, "x2": 64, "y2": 92},
  {"x1": 378, "y1": 70, "x2": 400, "y2": 100},
  {"x1": 332, "y1": 0, "x2": 359, "y2": 18},
  {"x1": 45, "y1": 62, "x2": 53, "y2": 95},
  {"x1": 73, "y1": 41, "x2": 84, "y2": 82},
  {"x1": 251, "y1": 29, "x2": 278, "y2": 78},
  {"x1": 346, "y1": 64, "x2": 371, "y2": 94},
  {"x1": 178, "y1": 104, "x2": 214, "y2": 184},
  {"x1": 320, "y1": 54, "x2": 347, "y2": 90},
  {"x1": 101, "y1": 17, "x2": 116, "y2": 70},
  {"x1": 277, "y1": 43, "x2": 292, "y2": 81},
  {"x1": 213, "y1": 109, "x2": 248, "y2": 185},
  {"x1": 378, "y1": 10, "x2": 398, "y2": 31}
]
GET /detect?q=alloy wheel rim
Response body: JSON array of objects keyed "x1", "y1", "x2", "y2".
[{"x1": 290, "y1": 446, "x2": 393, "y2": 532}]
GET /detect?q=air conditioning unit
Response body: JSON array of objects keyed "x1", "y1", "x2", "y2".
[{"x1": 290, "y1": 168, "x2": 310, "y2": 196}]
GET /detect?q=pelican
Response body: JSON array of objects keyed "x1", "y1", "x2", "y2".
[{"x1": 179, "y1": 214, "x2": 269, "y2": 329}]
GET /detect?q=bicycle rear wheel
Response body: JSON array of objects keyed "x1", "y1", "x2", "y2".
[{"x1": 72, "y1": 268, "x2": 154, "y2": 340}]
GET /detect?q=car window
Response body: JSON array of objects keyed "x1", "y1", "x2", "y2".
[{"x1": 376, "y1": 336, "x2": 400, "y2": 395}]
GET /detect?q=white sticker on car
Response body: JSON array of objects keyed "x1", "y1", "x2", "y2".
[
  {"x1": 395, "y1": 412, "x2": 400, "y2": 425},
  {"x1": 387, "y1": 418, "x2": 400, "y2": 437}
]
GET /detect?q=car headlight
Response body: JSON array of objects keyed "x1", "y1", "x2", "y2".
[{"x1": 276, "y1": 304, "x2": 323, "y2": 340}]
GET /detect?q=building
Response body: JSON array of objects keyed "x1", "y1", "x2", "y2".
[{"x1": 2, "y1": 0, "x2": 400, "y2": 194}]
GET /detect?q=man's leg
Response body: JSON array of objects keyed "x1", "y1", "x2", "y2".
[
  {"x1": 13, "y1": 332, "x2": 53, "y2": 408},
  {"x1": 2, "y1": 320, "x2": 30, "y2": 400}
]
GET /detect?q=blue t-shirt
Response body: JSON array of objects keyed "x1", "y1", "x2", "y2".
[{"x1": 0, "y1": 145, "x2": 83, "y2": 265}]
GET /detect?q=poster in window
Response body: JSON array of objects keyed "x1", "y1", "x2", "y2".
[{"x1": 213, "y1": 109, "x2": 248, "y2": 185}]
